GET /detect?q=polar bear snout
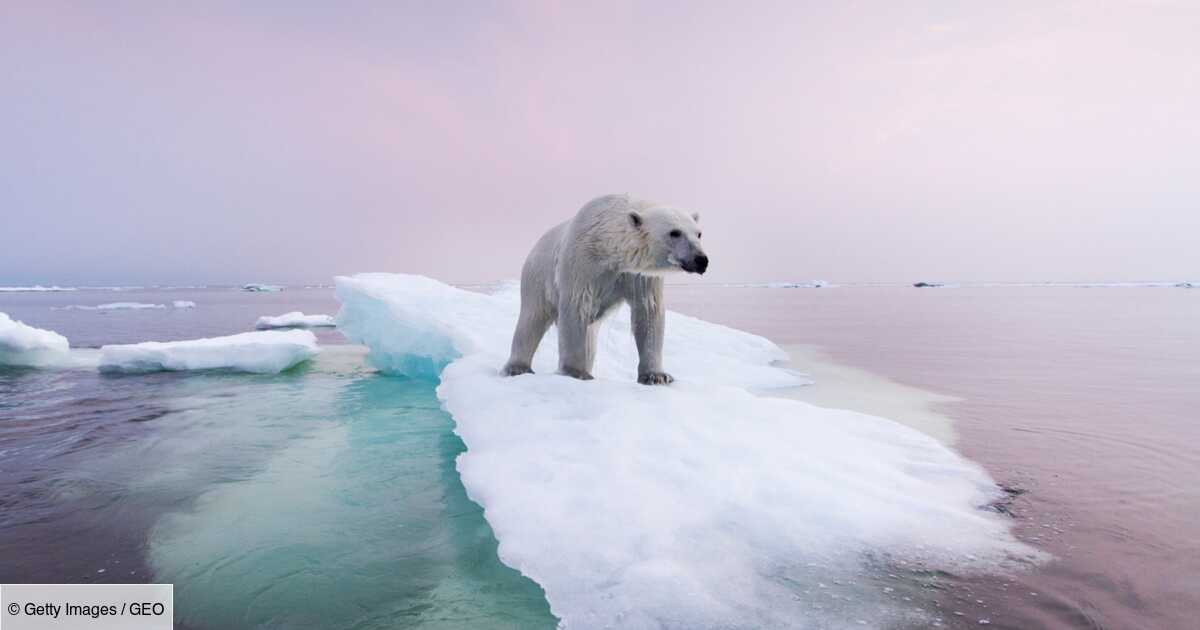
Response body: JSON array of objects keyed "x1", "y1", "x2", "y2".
[{"x1": 682, "y1": 254, "x2": 709, "y2": 274}]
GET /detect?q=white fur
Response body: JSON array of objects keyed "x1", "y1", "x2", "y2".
[{"x1": 502, "y1": 194, "x2": 707, "y2": 384}]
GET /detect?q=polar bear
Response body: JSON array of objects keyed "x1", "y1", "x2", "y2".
[{"x1": 501, "y1": 194, "x2": 708, "y2": 384}]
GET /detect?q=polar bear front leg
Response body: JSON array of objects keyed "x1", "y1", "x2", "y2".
[
  {"x1": 502, "y1": 305, "x2": 552, "y2": 376},
  {"x1": 557, "y1": 307, "x2": 595, "y2": 380},
  {"x1": 627, "y1": 275, "x2": 673, "y2": 385}
]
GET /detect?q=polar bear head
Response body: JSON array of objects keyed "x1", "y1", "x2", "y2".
[{"x1": 628, "y1": 206, "x2": 708, "y2": 275}]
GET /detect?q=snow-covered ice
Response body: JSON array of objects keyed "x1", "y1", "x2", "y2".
[
  {"x1": 99, "y1": 330, "x2": 319, "y2": 374},
  {"x1": 0, "y1": 312, "x2": 71, "y2": 367},
  {"x1": 254, "y1": 311, "x2": 336, "y2": 329},
  {"x1": 335, "y1": 273, "x2": 1043, "y2": 629},
  {"x1": 172, "y1": 300, "x2": 197, "y2": 309}
]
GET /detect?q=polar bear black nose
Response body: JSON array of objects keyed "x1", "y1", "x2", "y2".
[{"x1": 694, "y1": 255, "x2": 709, "y2": 274}]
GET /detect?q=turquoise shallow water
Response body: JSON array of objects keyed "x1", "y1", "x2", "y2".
[
  {"x1": 0, "y1": 304, "x2": 556, "y2": 629},
  {"x1": 142, "y1": 348, "x2": 555, "y2": 629}
]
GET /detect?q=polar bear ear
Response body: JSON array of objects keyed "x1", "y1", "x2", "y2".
[
  {"x1": 629, "y1": 212, "x2": 643, "y2": 229},
  {"x1": 691, "y1": 212, "x2": 701, "y2": 223}
]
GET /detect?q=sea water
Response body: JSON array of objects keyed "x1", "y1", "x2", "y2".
[
  {"x1": 1, "y1": 287, "x2": 554, "y2": 629},
  {"x1": 2, "y1": 283, "x2": 1197, "y2": 629}
]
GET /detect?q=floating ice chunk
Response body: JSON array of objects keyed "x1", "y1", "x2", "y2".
[
  {"x1": 99, "y1": 330, "x2": 319, "y2": 374},
  {"x1": 59, "y1": 302, "x2": 167, "y2": 311},
  {"x1": 0, "y1": 285, "x2": 77, "y2": 292},
  {"x1": 241, "y1": 283, "x2": 284, "y2": 292},
  {"x1": 172, "y1": 300, "x2": 196, "y2": 309},
  {"x1": 335, "y1": 273, "x2": 1043, "y2": 629},
  {"x1": 0, "y1": 312, "x2": 71, "y2": 367},
  {"x1": 336, "y1": 273, "x2": 801, "y2": 388},
  {"x1": 255, "y1": 311, "x2": 335, "y2": 329}
]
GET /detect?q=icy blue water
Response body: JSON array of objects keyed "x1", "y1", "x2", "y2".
[{"x1": 0, "y1": 288, "x2": 555, "y2": 629}]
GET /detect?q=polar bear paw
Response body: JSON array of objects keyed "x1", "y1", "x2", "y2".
[
  {"x1": 501, "y1": 363, "x2": 533, "y2": 377},
  {"x1": 560, "y1": 366, "x2": 595, "y2": 381},
  {"x1": 638, "y1": 371, "x2": 675, "y2": 386}
]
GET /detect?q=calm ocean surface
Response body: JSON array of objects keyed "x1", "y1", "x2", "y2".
[{"x1": 1, "y1": 284, "x2": 1196, "y2": 629}]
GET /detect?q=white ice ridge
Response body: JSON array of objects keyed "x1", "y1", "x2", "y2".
[
  {"x1": 335, "y1": 273, "x2": 1043, "y2": 629},
  {"x1": 99, "y1": 330, "x2": 319, "y2": 374},
  {"x1": 254, "y1": 311, "x2": 336, "y2": 329},
  {"x1": 0, "y1": 312, "x2": 71, "y2": 367},
  {"x1": 172, "y1": 300, "x2": 196, "y2": 309}
]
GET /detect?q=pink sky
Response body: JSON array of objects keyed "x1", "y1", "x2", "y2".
[{"x1": 2, "y1": 2, "x2": 1198, "y2": 285}]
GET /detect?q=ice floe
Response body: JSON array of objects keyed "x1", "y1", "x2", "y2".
[
  {"x1": 335, "y1": 273, "x2": 1043, "y2": 629},
  {"x1": 0, "y1": 312, "x2": 71, "y2": 367},
  {"x1": 241, "y1": 283, "x2": 284, "y2": 292},
  {"x1": 0, "y1": 285, "x2": 77, "y2": 292},
  {"x1": 58, "y1": 302, "x2": 167, "y2": 311},
  {"x1": 254, "y1": 311, "x2": 336, "y2": 329},
  {"x1": 99, "y1": 330, "x2": 319, "y2": 374}
]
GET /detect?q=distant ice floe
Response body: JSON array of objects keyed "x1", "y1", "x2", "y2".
[
  {"x1": 916, "y1": 281, "x2": 1195, "y2": 289},
  {"x1": 254, "y1": 311, "x2": 335, "y2": 329},
  {"x1": 58, "y1": 302, "x2": 166, "y2": 311},
  {"x1": 727, "y1": 280, "x2": 830, "y2": 288},
  {"x1": 0, "y1": 285, "x2": 77, "y2": 292},
  {"x1": 77, "y1": 286, "x2": 146, "y2": 291},
  {"x1": 99, "y1": 330, "x2": 319, "y2": 374},
  {"x1": 1016, "y1": 281, "x2": 1188, "y2": 288},
  {"x1": 336, "y1": 273, "x2": 1043, "y2": 629},
  {"x1": 241, "y1": 283, "x2": 284, "y2": 292},
  {"x1": 172, "y1": 301, "x2": 197, "y2": 309},
  {"x1": 0, "y1": 312, "x2": 71, "y2": 367}
]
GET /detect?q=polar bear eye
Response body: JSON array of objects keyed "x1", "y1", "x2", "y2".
[
  {"x1": 669, "y1": 229, "x2": 682, "y2": 238},
  {"x1": 697, "y1": 232, "x2": 702, "y2": 239}
]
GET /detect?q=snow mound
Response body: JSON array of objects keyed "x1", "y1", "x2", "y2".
[
  {"x1": 0, "y1": 312, "x2": 71, "y2": 367},
  {"x1": 335, "y1": 273, "x2": 1042, "y2": 629},
  {"x1": 254, "y1": 311, "x2": 336, "y2": 329},
  {"x1": 172, "y1": 300, "x2": 196, "y2": 309},
  {"x1": 242, "y1": 283, "x2": 283, "y2": 292},
  {"x1": 59, "y1": 302, "x2": 166, "y2": 310},
  {"x1": 99, "y1": 330, "x2": 319, "y2": 374}
]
